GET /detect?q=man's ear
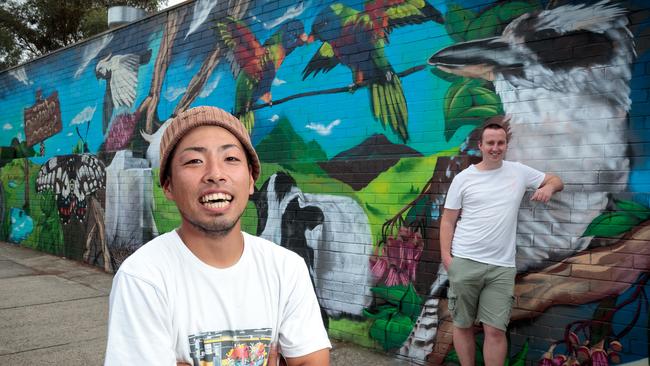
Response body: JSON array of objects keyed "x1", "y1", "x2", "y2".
[
  {"x1": 162, "y1": 178, "x2": 174, "y2": 201},
  {"x1": 248, "y1": 172, "x2": 255, "y2": 196}
]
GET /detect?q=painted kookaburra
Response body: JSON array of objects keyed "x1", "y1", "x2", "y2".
[{"x1": 403, "y1": 1, "x2": 635, "y2": 360}]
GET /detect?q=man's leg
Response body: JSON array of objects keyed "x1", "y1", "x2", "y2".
[
  {"x1": 453, "y1": 326, "x2": 476, "y2": 366},
  {"x1": 482, "y1": 324, "x2": 507, "y2": 366},
  {"x1": 477, "y1": 265, "x2": 516, "y2": 366},
  {"x1": 447, "y1": 258, "x2": 484, "y2": 366}
]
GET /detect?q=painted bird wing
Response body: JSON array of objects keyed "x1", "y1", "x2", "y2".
[
  {"x1": 364, "y1": 0, "x2": 443, "y2": 36},
  {"x1": 302, "y1": 42, "x2": 341, "y2": 80},
  {"x1": 216, "y1": 17, "x2": 265, "y2": 81},
  {"x1": 108, "y1": 54, "x2": 141, "y2": 109}
]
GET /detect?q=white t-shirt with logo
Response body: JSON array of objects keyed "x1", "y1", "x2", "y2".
[
  {"x1": 105, "y1": 230, "x2": 331, "y2": 365},
  {"x1": 444, "y1": 161, "x2": 545, "y2": 267}
]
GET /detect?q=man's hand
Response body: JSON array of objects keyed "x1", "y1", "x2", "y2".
[
  {"x1": 531, "y1": 174, "x2": 564, "y2": 203},
  {"x1": 530, "y1": 185, "x2": 554, "y2": 203}
]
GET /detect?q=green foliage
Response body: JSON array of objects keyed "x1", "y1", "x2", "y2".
[
  {"x1": 363, "y1": 284, "x2": 422, "y2": 350},
  {"x1": 357, "y1": 150, "x2": 456, "y2": 242},
  {"x1": 0, "y1": 0, "x2": 165, "y2": 70},
  {"x1": 583, "y1": 199, "x2": 650, "y2": 238},
  {"x1": 437, "y1": 1, "x2": 541, "y2": 141},
  {"x1": 28, "y1": 191, "x2": 64, "y2": 255},
  {"x1": 445, "y1": 2, "x2": 540, "y2": 43},
  {"x1": 443, "y1": 77, "x2": 503, "y2": 141}
]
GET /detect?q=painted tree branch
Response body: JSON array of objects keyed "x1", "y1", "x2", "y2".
[
  {"x1": 137, "y1": 6, "x2": 188, "y2": 133},
  {"x1": 173, "y1": 0, "x2": 251, "y2": 116},
  {"x1": 174, "y1": 47, "x2": 223, "y2": 116},
  {"x1": 251, "y1": 65, "x2": 427, "y2": 111}
]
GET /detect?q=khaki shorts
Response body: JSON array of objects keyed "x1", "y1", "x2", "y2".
[{"x1": 447, "y1": 257, "x2": 516, "y2": 331}]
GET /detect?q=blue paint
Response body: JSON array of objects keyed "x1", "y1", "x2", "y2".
[{"x1": 9, "y1": 207, "x2": 33, "y2": 244}]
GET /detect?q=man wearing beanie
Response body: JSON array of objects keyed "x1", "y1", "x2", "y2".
[{"x1": 105, "y1": 106, "x2": 331, "y2": 365}]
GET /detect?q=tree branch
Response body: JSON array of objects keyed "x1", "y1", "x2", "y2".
[{"x1": 251, "y1": 65, "x2": 426, "y2": 111}]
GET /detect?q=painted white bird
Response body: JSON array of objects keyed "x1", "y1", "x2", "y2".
[
  {"x1": 95, "y1": 50, "x2": 152, "y2": 133},
  {"x1": 403, "y1": 1, "x2": 635, "y2": 360},
  {"x1": 140, "y1": 118, "x2": 173, "y2": 169}
]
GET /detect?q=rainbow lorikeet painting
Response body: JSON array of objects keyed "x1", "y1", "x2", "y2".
[
  {"x1": 302, "y1": 0, "x2": 443, "y2": 142},
  {"x1": 217, "y1": 17, "x2": 308, "y2": 132}
]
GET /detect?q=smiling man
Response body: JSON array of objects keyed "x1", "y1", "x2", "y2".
[
  {"x1": 105, "y1": 106, "x2": 331, "y2": 365},
  {"x1": 440, "y1": 122, "x2": 563, "y2": 366}
]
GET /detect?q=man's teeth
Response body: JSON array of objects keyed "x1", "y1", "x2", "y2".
[{"x1": 200, "y1": 193, "x2": 233, "y2": 208}]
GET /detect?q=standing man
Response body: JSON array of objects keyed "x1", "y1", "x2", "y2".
[
  {"x1": 105, "y1": 106, "x2": 331, "y2": 365},
  {"x1": 440, "y1": 123, "x2": 563, "y2": 366}
]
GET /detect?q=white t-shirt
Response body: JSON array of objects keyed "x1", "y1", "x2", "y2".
[
  {"x1": 444, "y1": 161, "x2": 545, "y2": 267},
  {"x1": 105, "y1": 230, "x2": 331, "y2": 365}
]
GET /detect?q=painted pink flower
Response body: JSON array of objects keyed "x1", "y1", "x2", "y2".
[
  {"x1": 371, "y1": 227, "x2": 423, "y2": 286},
  {"x1": 105, "y1": 112, "x2": 139, "y2": 151}
]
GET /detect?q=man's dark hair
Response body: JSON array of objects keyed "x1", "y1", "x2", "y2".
[{"x1": 480, "y1": 119, "x2": 510, "y2": 143}]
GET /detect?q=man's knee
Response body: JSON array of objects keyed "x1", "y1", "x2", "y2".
[{"x1": 482, "y1": 324, "x2": 506, "y2": 341}]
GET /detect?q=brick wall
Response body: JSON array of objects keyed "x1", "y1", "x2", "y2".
[{"x1": 1, "y1": 0, "x2": 649, "y2": 364}]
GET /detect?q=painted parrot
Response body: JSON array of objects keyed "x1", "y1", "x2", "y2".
[
  {"x1": 302, "y1": 0, "x2": 443, "y2": 142},
  {"x1": 217, "y1": 17, "x2": 308, "y2": 132}
]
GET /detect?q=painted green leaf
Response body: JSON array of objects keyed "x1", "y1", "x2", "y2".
[
  {"x1": 614, "y1": 199, "x2": 650, "y2": 221},
  {"x1": 443, "y1": 78, "x2": 502, "y2": 140},
  {"x1": 369, "y1": 313, "x2": 414, "y2": 350},
  {"x1": 445, "y1": 341, "x2": 485, "y2": 365},
  {"x1": 445, "y1": 4, "x2": 477, "y2": 43},
  {"x1": 399, "y1": 284, "x2": 423, "y2": 320},
  {"x1": 371, "y1": 285, "x2": 408, "y2": 306},
  {"x1": 363, "y1": 304, "x2": 398, "y2": 320},
  {"x1": 509, "y1": 339, "x2": 529, "y2": 366},
  {"x1": 465, "y1": 2, "x2": 539, "y2": 41},
  {"x1": 583, "y1": 211, "x2": 641, "y2": 238},
  {"x1": 430, "y1": 66, "x2": 461, "y2": 82}
]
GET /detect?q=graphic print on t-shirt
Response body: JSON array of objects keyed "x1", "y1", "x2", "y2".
[{"x1": 188, "y1": 328, "x2": 272, "y2": 366}]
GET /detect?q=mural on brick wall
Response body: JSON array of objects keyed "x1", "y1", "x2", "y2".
[{"x1": 0, "y1": 0, "x2": 649, "y2": 364}]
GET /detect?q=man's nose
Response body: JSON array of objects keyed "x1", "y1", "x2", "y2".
[{"x1": 203, "y1": 160, "x2": 226, "y2": 183}]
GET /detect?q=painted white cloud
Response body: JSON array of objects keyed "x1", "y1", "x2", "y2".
[
  {"x1": 3, "y1": 123, "x2": 12, "y2": 130},
  {"x1": 165, "y1": 86, "x2": 187, "y2": 101},
  {"x1": 199, "y1": 73, "x2": 222, "y2": 98},
  {"x1": 269, "y1": 114, "x2": 280, "y2": 122},
  {"x1": 9, "y1": 67, "x2": 32, "y2": 86},
  {"x1": 70, "y1": 105, "x2": 96, "y2": 125},
  {"x1": 305, "y1": 119, "x2": 340, "y2": 136},
  {"x1": 186, "y1": 0, "x2": 218, "y2": 39},
  {"x1": 67, "y1": 132, "x2": 74, "y2": 137},
  {"x1": 263, "y1": 2, "x2": 307, "y2": 29},
  {"x1": 75, "y1": 34, "x2": 113, "y2": 78},
  {"x1": 272, "y1": 78, "x2": 286, "y2": 86}
]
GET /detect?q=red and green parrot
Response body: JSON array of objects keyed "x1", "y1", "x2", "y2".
[
  {"x1": 217, "y1": 17, "x2": 308, "y2": 132},
  {"x1": 302, "y1": 0, "x2": 443, "y2": 142}
]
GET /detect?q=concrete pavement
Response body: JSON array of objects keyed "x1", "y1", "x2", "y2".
[{"x1": 0, "y1": 241, "x2": 408, "y2": 365}]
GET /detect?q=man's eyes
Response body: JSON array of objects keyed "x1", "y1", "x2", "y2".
[{"x1": 183, "y1": 159, "x2": 202, "y2": 165}]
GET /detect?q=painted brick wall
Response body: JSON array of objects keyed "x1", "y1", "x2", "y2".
[{"x1": 1, "y1": 0, "x2": 650, "y2": 364}]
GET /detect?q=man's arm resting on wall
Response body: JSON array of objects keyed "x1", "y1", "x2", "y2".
[
  {"x1": 440, "y1": 208, "x2": 460, "y2": 271},
  {"x1": 531, "y1": 173, "x2": 564, "y2": 203}
]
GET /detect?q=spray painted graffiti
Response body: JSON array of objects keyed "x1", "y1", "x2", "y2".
[{"x1": 1, "y1": 0, "x2": 650, "y2": 364}]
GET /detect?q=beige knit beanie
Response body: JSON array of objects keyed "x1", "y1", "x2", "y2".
[{"x1": 158, "y1": 106, "x2": 261, "y2": 186}]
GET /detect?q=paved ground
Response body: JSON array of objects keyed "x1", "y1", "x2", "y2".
[{"x1": 0, "y1": 241, "x2": 408, "y2": 365}]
